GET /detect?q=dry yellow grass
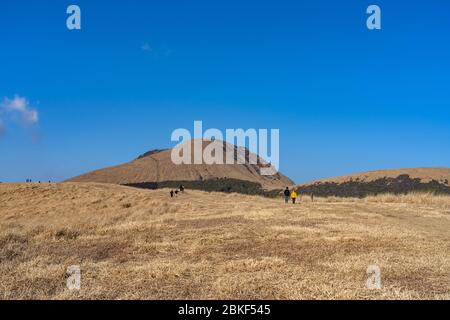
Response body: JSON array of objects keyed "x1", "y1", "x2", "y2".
[{"x1": 0, "y1": 183, "x2": 449, "y2": 300}]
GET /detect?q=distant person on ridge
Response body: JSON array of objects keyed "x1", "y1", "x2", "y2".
[
  {"x1": 283, "y1": 187, "x2": 291, "y2": 204},
  {"x1": 291, "y1": 190, "x2": 298, "y2": 204}
]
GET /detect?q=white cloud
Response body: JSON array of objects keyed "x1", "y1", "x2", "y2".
[
  {"x1": 0, "y1": 95, "x2": 39, "y2": 125},
  {"x1": 141, "y1": 42, "x2": 173, "y2": 57},
  {"x1": 141, "y1": 42, "x2": 152, "y2": 52}
]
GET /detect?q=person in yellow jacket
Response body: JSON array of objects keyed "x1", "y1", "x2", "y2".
[{"x1": 290, "y1": 190, "x2": 298, "y2": 204}]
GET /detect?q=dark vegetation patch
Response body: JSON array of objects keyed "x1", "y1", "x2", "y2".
[
  {"x1": 297, "y1": 175, "x2": 450, "y2": 198},
  {"x1": 168, "y1": 216, "x2": 247, "y2": 229},
  {"x1": 189, "y1": 237, "x2": 398, "y2": 266},
  {"x1": 126, "y1": 175, "x2": 450, "y2": 198},
  {"x1": 44, "y1": 240, "x2": 132, "y2": 263},
  {"x1": 136, "y1": 149, "x2": 168, "y2": 159},
  {"x1": 54, "y1": 229, "x2": 80, "y2": 241},
  {"x1": 0, "y1": 233, "x2": 29, "y2": 262},
  {"x1": 125, "y1": 178, "x2": 282, "y2": 197},
  {"x1": 4, "y1": 277, "x2": 62, "y2": 300}
]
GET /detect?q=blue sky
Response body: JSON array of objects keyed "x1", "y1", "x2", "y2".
[{"x1": 1, "y1": 0, "x2": 449, "y2": 183}]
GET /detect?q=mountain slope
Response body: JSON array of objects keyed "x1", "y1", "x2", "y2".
[
  {"x1": 304, "y1": 168, "x2": 450, "y2": 185},
  {"x1": 68, "y1": 140, "x2": 294, "y2": 190},
  {"x1": 297, "y1": 168, "x2": 450, "y2": 197}
]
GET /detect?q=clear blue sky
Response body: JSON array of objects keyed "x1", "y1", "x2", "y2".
[{"x1": 1, "y1": 0, "x2": 449, "y2": 183}]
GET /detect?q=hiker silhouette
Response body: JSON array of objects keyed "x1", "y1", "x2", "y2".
[
  {"x1": 291, "y1": 190, "x2": 298, "y2": 204},
  {"x1": 283, "y1": 187, "x2": 290, "y2": 204}
]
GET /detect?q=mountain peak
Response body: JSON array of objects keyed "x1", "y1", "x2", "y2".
[{"x1": 68, "y1": 140, "x2": 294, "y2": 190}]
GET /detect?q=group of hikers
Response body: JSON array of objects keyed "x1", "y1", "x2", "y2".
[
  {"x1": 167, "y1": 184, "x2": 311, "y2": 204},
  {"x1": 25, "y1": 179, "x2": 51, "y2": 183},
  {"x1": 170, "y1": 185, "x2": 185, "y2": 198},
  {"x1": 284, "y1": 187, "x2": 298, "y2": 204},
  {"x1": 284, "y1": 187, "x2": 314, "y2": 204}
]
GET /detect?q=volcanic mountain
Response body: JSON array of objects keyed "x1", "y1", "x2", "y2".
[
  {"x1": 68, "y1": 140, "x2": 294, "y2": 192},
  {"x1": 296, "y1": 168, "x2": 450, "y2": 197}
]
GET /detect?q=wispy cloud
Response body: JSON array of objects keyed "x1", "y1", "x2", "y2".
[
  {"x1": 141, "y1": 42, "x2": 173, "y2": 57},
  {"x1": 163, "y1": 47, "x2": 173, "y2": 57},
  {"x1": 1, "y1": 95, "x2": 39, "y2": 125},
  {"x1": 0, "y1": 95, "x2": 39, "y2": 137},
  {"x1": 141, "y1": 42, "x2": 153, "y2": 52}
]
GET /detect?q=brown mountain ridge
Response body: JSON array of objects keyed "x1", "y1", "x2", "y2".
[
  {"x1": 68, "y1": 140, "x2": 295, "y2": 193},
  {"x1": 296, "y1": 168, "x2": 450, "y2": 197}
]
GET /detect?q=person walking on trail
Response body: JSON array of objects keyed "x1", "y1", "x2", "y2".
[
  {"x1": 291, "y1": 190, "x2": 298, "y2": 204},
  {"x1": 283, "y1": 187, "x2": 291, "y2": 204}
]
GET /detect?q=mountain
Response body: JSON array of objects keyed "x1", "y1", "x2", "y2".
[
  {"x1": 67, "y1": 140, "x2": 294, "y2": 193},
  {"x1": 296, "y1": 168, "x2": 450, "y2": 197}
]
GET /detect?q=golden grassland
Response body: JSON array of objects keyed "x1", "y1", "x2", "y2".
[{"x1": 0, "y1": 183, "x2": 449, "y2": 300}]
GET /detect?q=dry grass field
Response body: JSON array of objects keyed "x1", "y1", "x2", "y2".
[{"x1": 0, "y1": 183, "x2": 449, "y2": 300}]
